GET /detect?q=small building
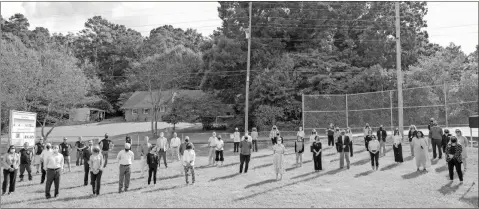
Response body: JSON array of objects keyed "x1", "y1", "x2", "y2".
[{"x1": 70, "y1": 107, "x2": 106, "y2": 122}]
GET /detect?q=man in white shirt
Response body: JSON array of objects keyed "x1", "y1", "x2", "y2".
[
  {"x1": 233, "y1": 128, "x2": 241, "y2": 152},
  {"x1": 170, "y1": 132, "x2": 181, "y2": 162},
  {"x1": 117, "y1": 143, "x2": 134, "y2": 193},
  {"x1": 44, "y1": 145, "x2": 64, "y2": 199},
  {"x1": 156, "y1": 132, "x2": 168, "y2": 168},
  {"x1": 39, "y1": 143, "x2": 53, "y2": 184},
  {"x1": 251, "y1": 128, "x2": 259, "y2": 152},
  {"x1": 182, "y1": 143, "x2": 196, "y2": 185},
  {"x1": 208, "y1": 132, "x2": 218, "y2": 166}
]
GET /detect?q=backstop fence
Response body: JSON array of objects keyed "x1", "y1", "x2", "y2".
[{"x1": 302, "y1": 83, "x2": 478, "y2": 134}]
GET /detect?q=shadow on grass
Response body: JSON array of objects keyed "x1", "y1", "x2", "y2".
[
  {"x1": 354, "y1": 170, "x2": 375, "y2": 178},
  {"x1": 142, "y1": 185, "x2": 183, "y2": 193},
  {"x1": 353, "y1": 149, "x2": 366, "y2": 154},
  {"x1": 380, "y1": 163, "x2": 401, "y2": 171},
  {"x1": 460, "y1": 196, "x2": 479, "y2": 208},
  {"x1": 404, "y1": 156, "x2": 414, "y2": 162},
  {"x1": 159, "y1": 174, "x2": 182, "y2": 181},
  {"x1": 244, "y1": 179, "x2": 277, "y2": 189},
  {"x1": 435, "y1": 165, "x2": 447, "y2": 173},
  {"x1": 209, "y1": 173, "x2": 241, "y2": 182},
  {"x1": 431, "y1": 158, "x2": 440, "y2": 166},
  {"x1": 401, "y1": 170, "x2": 428, "y2": 180},
  {"x1": 351, "y1": 158, "x2": 371, "y2": 166},
  {"x1": 324, "y1": 152, "x2": 337, "y2": 157},
  {"x1": 290, "y1": 171, "x2": 317, "y2": 180},
  {"x1": 438, "y1": 181, "x2": 461, "y2": 195},
  {"x1": 253, "y1": 163, "x2": 273, "y2": 169},
  {"x1": 1, "y1": 197, "x2": 45, "y2": 206}
]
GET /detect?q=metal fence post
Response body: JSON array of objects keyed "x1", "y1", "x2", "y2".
[
  {"x1": 390, "y1": 90, "x2": 394, "y2": 133},
  {"x1": 345, "y1": 94, "x2": 349, "y2": 128},
  {"x1": 302, "y1": 94, "x2": 305, "y2": 131},
  {"x1": 444, "y1": 83, "x2": 448, "y2": 128}
]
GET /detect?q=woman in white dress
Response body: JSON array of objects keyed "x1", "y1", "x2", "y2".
[
  {"x1": 455, "y1": 129, "x2": 468, "y2": 172},
  {"x1": 412, "y1": 131, "x2": 431, "y2": 172},
  {"x1": 272, "y1": 139, "x2": 286, "y2": 181}
]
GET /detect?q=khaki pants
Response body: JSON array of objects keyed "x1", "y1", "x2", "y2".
[
  {"x1": 339, "y1": 152, "x2": 350, "y2": 168},
  {"x1": 170, "y1": 147, "x2": 180, "y2": 161},
  {"x1": 119, "y1": 165, "x2": 131, "y2": 191},
  {"x1": 208, "y1": 147, "x2": 216, "y2": 165}
]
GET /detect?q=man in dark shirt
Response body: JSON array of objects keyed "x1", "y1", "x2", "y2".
[
  {"x1": 377, "y1": 125, "x2": 387, "y2": 157},
  {"x1": 99, "y1": 134, "x2": 114, "y2": 168},
  {"x1": 59, "y1": 137, "x2": 73, "y2": 172},
  {"x1": 75, "y1": 137, "x2": 86, "y2": 166},
  {"x1": 82, "y1": 140, "x2": 94, "y2": 186},
  {"x1": 337, "y1": 130, "x2": 351, "y2": 169},
  {"x1": 239, "y1": 136, "x2": 252, "y2": 174},
  {"x1": 326, "y1": 123, "x2": 335, "y2": 147},
  {"x1": 442, "y1": 129, "x2": 452, "y2": 153},
  {"x1": 19, "y1": 142, "x2": 33, "y2": 181}
]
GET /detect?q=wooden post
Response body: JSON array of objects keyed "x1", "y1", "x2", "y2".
[
  {"x1": 444, "y1": 83, "x2": 448, "y2": 128},
  {"x1": 396, "y1": 2, "x2": 404, "y2": 137},
  {"x1": 345, "y1": 94, "x2": 349, "y2": 128},
  {"x1": 390, "y1": 91, "x2": 394, "y2": 133},
  {"x1": 244, "y1": 2, "x2": 252, "y2": 132},
  {"x1": 302, "y1": 94, "x2": 305, "y2": 131}
]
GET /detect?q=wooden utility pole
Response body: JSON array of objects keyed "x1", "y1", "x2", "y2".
[
  {"x1": 395, "y1": 2, "x2": 404, "y2": 136},
  {"x1": 0, "y1": 1, "x2": 4, "y2": 201},
  {"x1": 245, "y1": 2, "x2": 252, "y2": 133}
]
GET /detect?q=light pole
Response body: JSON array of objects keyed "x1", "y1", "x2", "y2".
[{"x1": 244, "y1": 2, "x2": 252, "y2": 133}]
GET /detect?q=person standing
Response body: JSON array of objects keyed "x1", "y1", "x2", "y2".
[
  {"x1": 140, "y1": 136, "x2": 152, "y2": 178},
  {"x1": 146, "y1": 146, "x2": 159, "y2": 185},
  {"x1": 346, "y1": 127, "x2": 354, "y2": 156},
  {"x1": 337, "y1": 130, "x2": 351, "y2": 169},
  {"x1": 365, "y1": 129, "x2": 373, "y2": 152},
  {"x1": 445, "y1": 136, "x2": 463, "y2": 183},
  {"x1": 39, "y1": 143, "x2": 53, "y2": 184},
  {"x1": 44, "y1": 145, "x2": 64, "y2": 199},
  {"x1": 233, "y1": 128, "x2": 241, "y2": 152},
  {"x1": 442, "y1": 129, "x2": 453, "y2": 153},
  {"x1": 392, "y1": 128, "x2": 404, "y2": 163},
  {"x1": 430, "y1": 122, "x2": 443, "y2": 159},
  {"x1": 269, "y1": 125, "x2": 280, "y2": 145},
  {"x1": 2, "y1": 146, "x2": 20, "y2": 195},
  {"x1": 326, "y1": 123, "x2": 335, "y2": 147},
  {"x1": 334, "y1": 127, "x2": 341, "y2": 152},
  {"x1": 19, "y1": 142, "x2": 33, "y2": 182},
  {"x1": 364, "y1": 124, "x2": 372, "y2": 151},
  {"x1": 183, "y1": 143, "x2": 196, "y2": 185},
  {"x1": 179, "y1": 137, "x2": 194, "y2": 175},
  {"x1": 82, "y1": 140, "x2": 94, "y2": 186},
  {"x1": 88, "y1": 146, "x2": 104, "y2": 196},
  {"x1": 125, "y1": 136, "x2": 132, "y2": 144},
  {"x1": 74, "y1": 137, "x2": 86, "y2": 167},
  {"x1": 251, "y1": 127, "x2": 259, "y2": 152},
  {"x1": 208, "y1": 132, "x2": 218, "y2": 166},
  {"x1": 408, "y1": 125, "x2": 418, "y2": 156},
  {"x1": 215, "y1": 135, "x2": 225, "y2": 167},
  {"x1": 295, "y1": 136, "x2": 305, "y2": 167},
  {"x1": 297, "y1": 126, "x2": 305, "y2": 140},
  {"x1": 368, "y1": 136, "x2": 380, "y2": 171},
  {"x1": 99, "y1": 134, "x2": 114, "y2": 168},
  {"x1": 117, "y1": 143, "x2": 134, "y2": 193},
  {"x1": 455, "y1": 129, "x2": 468, "y2": 172},
  {"x1": 170, "y1": 133, "x2": 181, "y2": 162},
  {"x1": 59, "y1": 137, "x2": 73, "y2": 173},
  {"x1": 412, "y1": 131, "x2": 431, "y2": 172},
  {"x1": 33, "y1": 137, "x2": 45, "y2": 174},
  {"x1": 239, "y1": 136, "x2": 252, "y2": 174},
  {"x1": 272, "y1": 138, "x2": 286, "y2": 180},
  {"x1": 311, "y1": 136, "x2": 323, "y2": 172},
  {"x1": 377, "y1": 125, "x2": 387, "y2": 157},
  {"x1": 156, "y1": 132, "x2": 168, "y2": 169}
]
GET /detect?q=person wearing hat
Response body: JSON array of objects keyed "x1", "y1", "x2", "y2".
[
  {"x1": 251, "y1": 128, "x2": 259, "y2": 152},
  {"x1": 215, "y1": 135, "x2": 225, "y2": 166},
  {"x1": 18, "y1": 142, "x2": 33, "y2": 182},
  {"x1": 116, "y1": 143, "x2": 134, "y2": 193},
  {"x1": 269, "y1": 125, "x2": 280, "y2": 145},
  {"x1": 44, "y1": 145, "x2": 64, "y2": 199},
  {"x1": 59, "y1": 137, "x2": 73, "y2": 173},
  {"x1": 233, "y1": 128, "x2": 241, "y2": 152},
  {"x1": 182, "y1": 142, "x2": 196, "y2": 185},
  {"x1": 99, "y1": 134, "x2": 114, "y2": 168},
  {"x1": 2, "y1": 145, "x2": 20, "y2": 195},
  {"x1": 34, "y1": 137, "x2": 45, "y2": 174},
  {"x1": 39, "y1": 143, "x2": 53, "y2": 184},
  {"x1": 442, "y1": 129, "x2": 453, "y2": 153},
  {"x1": 337, "y1": 130, "x2": 351, "y2": 169}
]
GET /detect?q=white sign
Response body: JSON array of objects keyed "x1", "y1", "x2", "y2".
[{"x1": 9, "y1": 110, "x2": 37, "y2": 147}]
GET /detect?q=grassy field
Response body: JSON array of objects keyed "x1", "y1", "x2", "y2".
[{"x1": 1, "y1": 142, "x2": 477, "y2": 208}]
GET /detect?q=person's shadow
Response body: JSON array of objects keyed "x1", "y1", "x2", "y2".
[{"x1": 438, "y1": 181, "x2": 461, "y2": 195}]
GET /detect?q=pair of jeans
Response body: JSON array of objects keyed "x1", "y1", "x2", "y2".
[
  {"x1": 234, "y1": 142, "x2": 240, "y2": 152},
  {"x1": 76, "y1": 150, "x2": 84, "y2": 166},
  {"x1": 379, "y1": 141, "x2": 386, "y2": 156},
  {"x1": 101, "y1": 151, "x2": 109, "y2": 168},
  {"x1": 252, "y1": 140, "x2": 258, "y2": 152},
  {"x1": 2, "y1": 169, "x2": 17, "y2": 194},
  {"x1": 148, "y1": 167, "x2": 158, "y2": 184},
  {"x1": 215, "y1": 150, "x2": 224, "y2": 162},
  {"x1": 369, "y1": 152, "x2": 379, "y2": 168},
  {"x1": 184, "y1": 165, "x2": 195, "y2": 183},
  {"x1": 90, "y1": 170, "x2": 102, "y2": 195},
  {"x1": 448, "y1": 158, "x2": 463, "y2": 181},
  {"x1": 239, "y1": 154, "x2": 251, "y2": 173},
  {"x1": 45, "y1": 168, "x2": 60, "y2": 198},
  {"x1": 339, "y1": 151, "x2": 350, "y2": 168},
  {"x1": 84, "y1": 162, "x2": 90, "y2": 185},
  {"x1": 208, "y1": 147, "x2": 216, "y2": 165},
  {"x1": 431, "y1": 138, "x2": 442, "y2": 159},
  {"x1": 19, "y1": 164, "x2": 32, "y2": 180},
  {"x1": 313, "y1": 153, "x2": 322, "y2": 170},
  {"x1": 328, "y1": 135, "x2": 334, "y2": 146},
  {"x1": 40, "y1": 163, "x2": 46, "y2": 184},
  {"x1": 119, "y1": 165, "x2": 131, "y2": 191}
]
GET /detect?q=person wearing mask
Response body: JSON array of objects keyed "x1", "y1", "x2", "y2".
[
  {"x1": 377, "y1": 125, "x2": 387, "y2": 157},
  {"x1": 455, "y1": 129, "x2": 468, "y2": 172},
  {"x1": 98, "y1": 134, "x2": 114, "y2": 168},
  {"x1": 311, "y1": 136, "x2": 323, "y2": 172},
  {"x1": 170, "y1": 133, "x2": 181, "y2": 162},
  {"x1": 59, "y1": 137, "x2": 73, "y2": 173},
  {"x1": 337, "y1": 130, "x2": 351, "y2": 169},
  {"x1": 34, "y1": 137, "x2": 45, "y2": 174},
  {"x1": 74, "y1": 137, "x2": 86, "y2": 167},
  {"x1": 269, "y1": 125, "x2": 280, "y2": 145},
  {"x1": 239, "y1": 135, "x2": 252, "y2": 173},
  {"x1": 215, "y1": 135, "x2": 225, "y2": 167},
  {"x1": 273, "y1": 137, "x2": 286, "y2": 180},
  {"x1": 408, "y1": 125, "x2": 418, "y2": 157},
  {"x1": 139, "y1": 136, "x2": 152, "y2": 178},
  {"x1": 88, "y1": 146, "x2": 104, "y2": 196},
  {"x1": 81, "y1": 140, "x2": 94, "y2": 186},
  {"x1": 125, "y1": 135, "x2": 132, "y2": 144},
  {"x1": 445, "y1": 136, "x2": 463, "y2": 183},
  {"x1": 183, "y1": 143, "x2": 196, "y2": 185},
  {"x1": 297, "y1": 126, "x2": 305, "y2": 141},
  {"x1": 442, "y1": 129, "x2": 453, "y2": 153},
  {"x1": 44, "y1": 145, "x2": 64, "y2": 199},
  {"x1": 39, "y1": 143, "x2": 53, "y2": 184},
  {"x1": 294, "y1": 135, "x2": 305, "y2": 167},
  {"x1": 392, "y1": 128, "x2": 404, "y2": 163},
  {"x1": 251, "y1": 127, "x2": 259, "y2": 152},
  {"x1": 156, "y1": 132, "x2": 168, "y2": 168},
  {"x1": 233, "y1": 128, "x2": 241, "y2": 152},
  {"x1": 207, "y1": 132, "x2": 218, "y2": 166},
  {"x1": 117, "y1": 143, "x2": 134, "y2": 193},
  {"x1": 19, "y1": 142, "x2": 33, "y2": 182},
  {"x1": 2, "y1": 145, "x2": 20, "y2": 195},
  {"x1": 430, "y1": 122, "x2": 444, "y2": 159},
  {"x1": 368, "y1": 135, "x2": 380, "y2": 171},
  {"x1": 412, "y1": 131, "x2": 431, "y2": 172},
  {"x1": 146, "y1": 146, "x2": 159, "y2": 185},
  {"x1": 326, "y1": 123, "x2": 335, "y2": 147}
]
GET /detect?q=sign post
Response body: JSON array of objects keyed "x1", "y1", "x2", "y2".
[{"x1": 9, "y1": 110, "x2": 37, "y2": 147}]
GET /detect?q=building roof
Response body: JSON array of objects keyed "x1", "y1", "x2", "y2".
[{"x1": 120, "y1": 90, "x2": 206, "y2": 110}]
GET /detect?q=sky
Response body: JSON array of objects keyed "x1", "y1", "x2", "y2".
[{"x1": 1, "y1": 1, "x2": 478, "y2": 54}]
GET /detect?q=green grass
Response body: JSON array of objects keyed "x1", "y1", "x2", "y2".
[{"x1": 1, "y1": 143, "x2": 477, "y2": 208}]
